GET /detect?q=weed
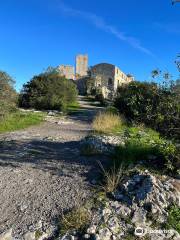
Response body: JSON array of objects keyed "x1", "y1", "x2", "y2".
[
  {"x1": 0, "y1": 111, "x2": 45, "y2": 133},
  {"x1": 35, "y1": 230, "x2": 43, "y2": 240},
  {"x1": 92, "y1": 112, "x2": 124, "y2": 134},
  {"x1": 98, "y1": 161, "x2": 124, "y2": 193},
  {"x1": 59, "y1": 207, "x2": 91, "y2": 235},
  {"x1": 166, "y1": 205, "x2": 180, "y2": 233},
  {"x1": 80, "y1": 143, "x2": 100, "y2": 156}
]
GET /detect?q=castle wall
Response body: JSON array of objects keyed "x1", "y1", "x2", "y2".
[
  {"x1": 90, "y1": 63, "x2": 133, "y2": 99},
  {"x1": 114, "y1": 66, "x2": 132, "y2": 90},
  {"x1": 58, "y1": 65, "x2": 75, "y2": 80},
  {"x1": 90, "y1": 63, "x2": 115, "y2": 88}
]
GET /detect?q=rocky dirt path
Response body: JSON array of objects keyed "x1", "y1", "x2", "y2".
[{"x1": 0, "y1": 97, "x2": 104, "y2": 238}]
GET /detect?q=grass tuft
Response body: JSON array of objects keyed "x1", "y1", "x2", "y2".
[
  {"x1": 92, "y1": 112, "x2": 124, "y2": 134},
  {"x1": 98, "y1": 161, "x2": 124, "y2": 193},
  {"x1": 59, "y1": 207, "x2": 91, "y2": 235}
]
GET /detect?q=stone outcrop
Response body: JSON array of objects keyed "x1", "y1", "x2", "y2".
[
  {"x1": 80, "y1": 134, "x2": 125, "y2": 154},
  {"x1": 59, "y1": 171, "x2": 180, "y2": 240}
]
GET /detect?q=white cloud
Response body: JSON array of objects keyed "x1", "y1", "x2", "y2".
[{"x1": 58, "y1": 1, "x2": 153, "y2": 56}]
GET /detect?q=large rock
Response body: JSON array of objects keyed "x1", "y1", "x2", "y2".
[
  {"x1": 0, "y1": 229, "x2": 13, "y2": 240},
  {"x1": 80, "y1": 135, "x2": 124, "y2": 154}
]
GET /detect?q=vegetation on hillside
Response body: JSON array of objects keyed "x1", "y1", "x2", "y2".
[
  {"x1": 19, "y1": 69, "x2": 78, "y2": 111},
  {"x1": 92, "y1": 108, "x2": 179, "y2": 175},
  {"x1": 166, "y1": 205, "x2": 180, "y2": 233},
  {"x1": 0, "y1": 111, "x2": 45, "y2": 133},
  {"x1": 114, "y1": 79, "x2": 180, "y2": 140},
  {"x1": 113, "y1": 126, "x2": 179, "y2": 174},
  {"x1": 0, "y1": 70, "x2": 46, "y2": 133},
  {"x1": 0, "y1": 70, "x2": 17, "y2": 119}
]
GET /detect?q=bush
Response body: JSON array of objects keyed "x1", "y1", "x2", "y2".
[
  {"x1": 0, "y1": 70, "x2": 17, "y2": 119},
  {"x1": 92, "y1": 112, "x2": 124, "y2": 133},
  {"x1": 114, "y1": 81, "x2": 180, "y2": 139},
  {"x1": 19, "y1": 70, "x2": 78, "y2": 111},
  {"x1": 166, "y1": 205, "x2": 180, "y2": 233},
  {"x1": 113, "y1": 126, "x2": 178, "y2": 174},
  {"x1": 95, "y1": 92, "x2": 105, "y2": 105}
]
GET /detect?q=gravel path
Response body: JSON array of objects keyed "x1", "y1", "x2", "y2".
[{"x1": 0, "y1": 97, "x2": 104, "y2": 238}]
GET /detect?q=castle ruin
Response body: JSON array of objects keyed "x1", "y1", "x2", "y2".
[
  {"x1": 89, "y1": 63, "x2": 134, "y2": 98},
  {"x1": 57, "y1": 54, "x2": 134, "y2": 99},
  {"x1": 57, "y1": 65, "x2": 75, "y2": 80}
]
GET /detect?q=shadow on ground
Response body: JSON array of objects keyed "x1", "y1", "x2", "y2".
[{"x1": 0, "y1": 138, "x2": 109, "y2": 183}]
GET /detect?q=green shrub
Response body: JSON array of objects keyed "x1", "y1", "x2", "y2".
[
  {"x1": 95, "y1": 92, "x2": 106, "y2": 106},
  {"x1": 0, "y1": 70, "x2": 17, "y2": 119},
  {"x1": 105, "y1": 106, "x2": 119, "y2": 115},
  {"x1": 19, "y1": 69, "x2": 78, "y2": 111},
  {"x1": 114, "y1": 81, "x2": 180, "y2": 139},
  {"x1": 166, "y1": 205, "x2": 180, "y2": 233},
  {"x1": 113, "y1": 127, "x2": 178, "y2": 174}
]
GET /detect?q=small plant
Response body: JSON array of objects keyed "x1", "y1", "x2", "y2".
[
  {"x1": 80, "y1": 143, "x2": 100, "y2": 156},
  {"x1": 59, "y1": 207, "x2": 91, "y2": 235},
  {"x1": 92, "y1": 112, "x2": 124, "y2": 134},
  {"x1": 35, "y1": 230, "x2": 43, "y2": 240},
  {"x1": 166, "y1": 205, "x2": 180, "y2": 233},
  {"x1": 98, "y1": 161, "x2": 124, "y2": 193},
  {"x1": 105, "y1": 106, "x2": 119, "y2": 115},
  {"x1": 113, "y1": 126, "x2": 178, "y2": 174}
]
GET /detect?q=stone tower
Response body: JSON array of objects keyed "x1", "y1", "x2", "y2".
[{"x1": 75, "y1": 54, "x2": 88, "y2": 78}]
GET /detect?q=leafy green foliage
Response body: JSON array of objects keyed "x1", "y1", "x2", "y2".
[
  {"x1": 114, "y1": 81, "x2": 180, "y2": 139},
  {"x1": 113, "y1": 126, "x2": 178, "y2": 174},
  {"x1": 166, "y1": 205, "x2": 180, "y2": 233},
  {"x1": 0, "y1": 70, "x2": 17, "y2": 119},
  {"x1": 19, "y1": 70, "x2": 78, "y2": 111}
]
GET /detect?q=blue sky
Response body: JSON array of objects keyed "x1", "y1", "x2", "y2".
[{"x1": 0, "y1": 0, "x2": 179, "y2": 91}]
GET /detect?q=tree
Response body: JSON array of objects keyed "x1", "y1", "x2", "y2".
[
  {"x1": 114, "y1": 79, "x2": 180, "y2": 139},
  {"x1": 175, "y1": 54, "x2": 180, "y2": 72},
  {"x1": 0, "y1": 70, "x2": 17, "y2": 119},
  {"x1": 19, "y1": 70, "x2": 78, "y2": 111}
]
